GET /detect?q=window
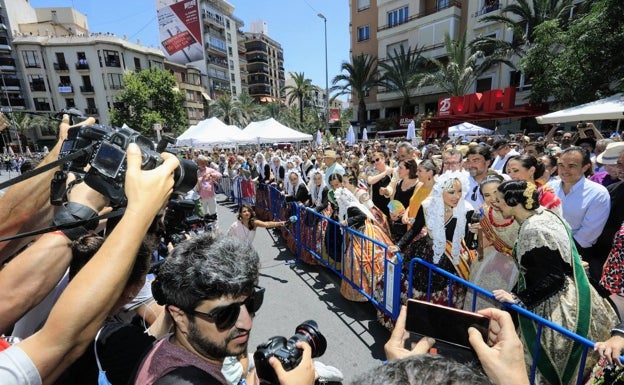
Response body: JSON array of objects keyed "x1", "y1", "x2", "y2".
[
  {"x1": 103, "y1": 50, "x2": 121, "y2": 67},
  {"x1": 386, "y1": 40, "x2": 408, "y2": 58},
  {"x1": 509, "y1": 71, "x2": 532, "y2": 91},
  {"x1": 28, "y1": 75, "x2": 46, "y2": 92},
  {"x1": 231, "y1": 73, "x2": 235, "y2": 81},
  {"x1": 476, "y1": 77, "x2": 493, "y2": 93},
  {"x1": 231, "y1": 87, "x2": 237, "y2": 96},
  {"x1": 76, "y1": 52, "x2": 88, "y2": 69},
  {"x1": 108, "y1": 73, "x2": 124, "y2": 89},
  {"x1": 357, "y1": 0, "x2": 370, "y2": 11},
  {"x1": 65, "y1": 98, "x2": 75, "y2": 108},
  {"x1": 227, "y1": 33, "x2": 232, "y2": 43},
  {"x1": 357, "y1": 25, "x2": 370, "y2": 42},
  {"x1": 22, "y1": 51, "x2": 40, "y2": 68},
  {"x1": 54, "y1": 52, "x2": 68, "y2": 70},
  {"x1": 209, "y1": 36, "x2": 227, "y2": 52},
  {"x1": 438, "y1": 0, "x2": 450, "y2": 10},
  {"x1": 134, "y1": 57, "x2": 142, "y2": 71},
  {"x1": 479, "y1": 0, "x2": 500, "y2": 15},
  {"x1": 33, "y1": 98, "x2": 51, "y2": 111},
  {"x1": 59, "y1": 76, "x2": 71, "y2": 86},
  {"x1": 387, "y1": 6, "x2": 408, "y2": 28},
  {"x1": 228, "y1": 46, "x2": 233, "y2": 56}
]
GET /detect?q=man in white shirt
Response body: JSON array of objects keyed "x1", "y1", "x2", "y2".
[
  {"x1": 548, "y1": 147, "x2": 610, "y2": 265},
  {"x1": 490, "y1": 139, "x2": 519, "y2": 173}
]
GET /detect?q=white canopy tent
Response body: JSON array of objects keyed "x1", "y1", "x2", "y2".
[
  {"x1": 448, "y1": 122, "x2": 494, "y2": 137},
  {"x1": 176, "y1": 117, "x2": 255, "y2": 147},
  {"x1": 242, "y1": 118, "x2": 312, "y2": 143},
  {"x1": 536, "y1": 93, "x2": 624, "y2": 124}
]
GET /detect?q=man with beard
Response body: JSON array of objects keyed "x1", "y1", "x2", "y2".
[
  {"x1": 464, "y1": 145, "x2": 506, "y2": 209},
  {"x1": 135, "y1": 236, "x2": 315, "y2": 385}
]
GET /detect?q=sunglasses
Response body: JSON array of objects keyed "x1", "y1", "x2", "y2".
[
  {"x1": 471, "y1": 185, "x2": 479, "y2": 201},
  {"x1": 187, "y1": 286, "x2": 265, "y2": 330}
]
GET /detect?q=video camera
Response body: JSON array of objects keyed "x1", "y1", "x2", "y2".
[
  {"x1": 254, "y1": 320, "x2": 327, "y2": 385},
  {"x1": 51, "y1": 109, "x2": 197, "y2": 206}
]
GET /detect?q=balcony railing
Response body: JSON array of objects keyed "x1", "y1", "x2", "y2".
[
  {"x1": 80, "y1": 85, "x2": 95, "y2": 93},
  {"x1": 85, "y1": 107, "x2": 99, "y2": 115},
  {"x1": 53, "y1": 62, "x2": 69, "y2": 71},
  {"x1": 105, "y1": 59, "x2": 121, "y2": 68},
  {"x1": 30, "y1": 83, "x2": 46, "y2": 92},
  {"x1": 75, "y1": 61, "x2": 90, "y2": 70},
  {"x1": 473, "y1": 1, "x2": 501, "y2": 17},
  {"x1": 377, "y1": 0, "x2": 461, "y2": 31},
  {"x1": 58, "y1": 84, "x2": 73, "y2": 93}
]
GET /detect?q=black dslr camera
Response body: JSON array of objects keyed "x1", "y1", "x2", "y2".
[
  {"x1": 83, "y1": 125, "x2": 197, "y2": 205},
  {"x1": 254, "y1": 320, "x2": 327, "y2": 385},
  {"x1": 163, "y1": 199, "x2": 205, "y2": 245}
]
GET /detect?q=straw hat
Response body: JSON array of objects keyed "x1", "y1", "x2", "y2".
[{"x1": 597, "y1": 142, "x2": 624, "y2": 164}]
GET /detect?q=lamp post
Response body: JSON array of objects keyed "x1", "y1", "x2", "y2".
[{"x1": 317, "y1": 13, "x2": 329, "y2": 134}]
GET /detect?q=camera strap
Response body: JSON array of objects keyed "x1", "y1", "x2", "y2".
[
  {"x1": 0, "y1": 146, "x2": 92, "y2": 191},
  {"x1": 0, "y1": 208, "x2": 125, "y2": 243}
]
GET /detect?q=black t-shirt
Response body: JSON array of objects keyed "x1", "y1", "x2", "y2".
[{"x1": 54, "y1": 321, "x2": 155, "y2": 385}]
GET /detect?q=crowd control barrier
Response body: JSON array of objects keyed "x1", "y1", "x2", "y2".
[{"x1": 220, "y1": 183, "x2": 622, "y2": 383}]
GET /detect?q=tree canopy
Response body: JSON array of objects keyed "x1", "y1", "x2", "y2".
[{"x1": 109, "y1": 68, "x2": 187, "y2": 136}]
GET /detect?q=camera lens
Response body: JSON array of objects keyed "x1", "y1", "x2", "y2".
[{"x1": 291, "y1": 320, "x2": 327, "y2": 358}]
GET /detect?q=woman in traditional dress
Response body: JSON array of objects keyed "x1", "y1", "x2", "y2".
[
  {"x1": 300, "y1": 170, "x2": 330, "y2": 264},
  {"x1": 227, "y1": 204, "x2": 286, "y2": 247},
  {"x1": 332, "y1": 181, "x2": 395, "y2": 302},
  {"x1": 389, "y1": 171, "x2": 475, "y2": 308},
  {"x1": 505, "y1": 154, "x2": 561, "y2": 214},
  {"x1": 464, "y1": 174, "x2": 519, "y2": 311},
  {"x1": 492, "y1": 180, "x2": 618, "y2": 385},
  {"x1": 600, "y1": 221, "x2": 624, "y2": 319}
]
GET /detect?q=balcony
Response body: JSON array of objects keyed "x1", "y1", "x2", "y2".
[
  {"x1": 207, "y1": 56, "x2": 228, "y2": 69},
  {"x1": 53, "y1": 62, "x2": 69, "y2": 71},
  {"x1": 80, "y1": 85, "x2": 95, "y2": 93},
  {"x1": 203, "y1": 12, "x2": 225, "y2": 28},
  {"x1": 58, "y1": 84, "x2": 73, "y2": 93},
  {"x1": 75, "y1": 61, "x2": 90, "y2": 70},
  {"x1": 85, "y1": 108, "x2": 99, "y2": 115},
  {"x1": 205, "y1": 42, "x2": 227, "y2": 55},
  {"x1": 0, "y1": 44, "x2": 11, "y2": 52},
  {"x1": 247, "y1": 64, "x2": 269, "y2": 75},
  {"x1": 247, "y1": 54, "x2": 268, "y2": 64},
  {"x1": 249, "y1": 86, "x2": 271, "y2": 95},
  {"x1": 245, "y1": 42, "x2": 267, "y2": 53},
  {"x1": 473, "y1": 1, "x2": 501, "y2": 17},
  {"x1": 377, "y1": 0, "x2": 462, "y2": 32}
]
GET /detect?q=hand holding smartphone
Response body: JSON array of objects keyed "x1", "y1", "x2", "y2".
[{"x1": 404, "y1": 299, "x2": 490, "y2": 363}]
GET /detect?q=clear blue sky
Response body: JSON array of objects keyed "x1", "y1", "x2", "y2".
[{"x1": 29, "y1": 0, "x2": 351, "y2": 101}]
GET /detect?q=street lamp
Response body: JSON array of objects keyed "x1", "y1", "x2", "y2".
[{"x1": 317, "y1": 13, "x2": 329, "y2": 134}]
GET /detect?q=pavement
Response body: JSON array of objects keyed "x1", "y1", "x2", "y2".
[
  {"x1": 0, "y1": 168, "x2": 391, "y2": 382},
  {"x1": 214, "y1": 196, "x2": 391, "y2": 382}
]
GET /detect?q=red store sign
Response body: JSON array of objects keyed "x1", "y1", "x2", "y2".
[{"x1": 438, "y1": 87, "x2": 517, "y2": 116}]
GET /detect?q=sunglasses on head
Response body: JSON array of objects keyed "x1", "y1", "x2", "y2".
[{"x1": 187, "y1": 286, "x2": 265, "y2": 330}]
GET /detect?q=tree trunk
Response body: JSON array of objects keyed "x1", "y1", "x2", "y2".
[{"x1": 358, "y1": 99, "x2": 367, "y2": 129}]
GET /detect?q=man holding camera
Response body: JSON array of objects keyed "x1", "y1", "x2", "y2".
[{"x1": 134, "y1": 235, "x2": 315, "y2": 385}]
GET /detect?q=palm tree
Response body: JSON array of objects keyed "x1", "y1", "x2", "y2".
[
  {"x1": 331, "y1": 53, "x2": 377, "y2": 129},
  {"x1": 377, "y1": 45, "x2": 430, "y2": 115},
  {"x1": 233, "y1": 91, "x2": 259, "y2": 127},
  {"x1": 471, "y1": 0, "x2": 573, "y2": 58},
  {"x1": 209, "y1": 93, "x2": 238, "y2": 125},
  {"x1": 419, "y1": 33, "x2": 503, "y2": 96},
  {"x1": 262, "y1": 100, "x2": 283, "y2": 120},
  {"x1": 281, "y1": 72, "x2": 315, "y2": 123}
]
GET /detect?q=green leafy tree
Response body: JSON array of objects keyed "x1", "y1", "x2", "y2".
[
  {"x1": 419, "y1": 33, "x2": 497, "y2": 96},
  {"x1": 232, "y1": 92, "x2": 260, "y2": 127},
  {"x1": 331, "y1": 53, "x2": 377, "y2": 129},
  {"x1": 377, "y1": 45, "x2": 430, "y2": 115},
  {"x1": 522, "y1": 0, "x2": 624, "y2": 104},
  {"x1": 109, "y1": 68, "x2": 187, "y2": 136},
  {"x1": 262, "y1": 100, "x2": 284, "y2": 120},
  {"x1": 282, "y1": 72, "x2": 316, "y2": 123},
  {"x1": 208, "y1": 93, "x2": 238, "y2": 125},
  {"x1": 472, "y1": 0, "x2": 573, "y2": 58}
]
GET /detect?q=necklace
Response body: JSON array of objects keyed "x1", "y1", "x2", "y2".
[
  {"x1": 488, "y1": 206, "x2": 515, "y2": 228},
  {"x1": 444, "y1": 206, "x2": 453, "y2": 213}
]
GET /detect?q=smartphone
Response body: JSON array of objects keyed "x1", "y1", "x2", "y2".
[{"x1": 405, "y1": 299, "x2": 490, "y2": 349}]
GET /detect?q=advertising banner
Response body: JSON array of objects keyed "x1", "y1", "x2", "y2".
[{"x1": 156, "y1": 0, "x2": 203, "y2": 64}]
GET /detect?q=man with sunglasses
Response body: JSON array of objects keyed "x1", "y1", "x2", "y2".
[{"x1": 135, "y1": 236, "x2": 315, "y2": 385}]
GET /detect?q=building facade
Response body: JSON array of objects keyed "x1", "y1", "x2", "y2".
[
  {"x1": 165, "y1": 61, "x2": 209, "y2": 126},
  {"x1": 244, "y1": 21, "x2": 285, "y2": 103}
]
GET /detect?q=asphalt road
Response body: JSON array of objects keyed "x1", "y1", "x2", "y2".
[{"x1": 215, "y1": 197, "x2": 391, "y2": 383}]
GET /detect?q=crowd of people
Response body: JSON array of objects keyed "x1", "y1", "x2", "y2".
[
  {"x1": 179, "y1": 121, "x2": 624, "y2": 384},
  {"x1": 1, "y1": 114, "x2": 624, "y2": 385}
]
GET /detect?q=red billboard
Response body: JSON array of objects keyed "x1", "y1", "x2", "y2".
[{"x1": 156, "y1": 0, "x2": 203, "y2": 64}]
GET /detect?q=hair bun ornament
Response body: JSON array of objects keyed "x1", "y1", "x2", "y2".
[{"x1": 523, "y1": 182, "x2": 537, "y2": 210}]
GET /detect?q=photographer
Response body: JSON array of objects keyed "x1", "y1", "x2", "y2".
[
  {"x1": 0, "y1": 114, "x2": 96, "y2": 262},
  {"x1": 135, "y1": 235, "x2": 315, "y2": 385},
  {"x1": 0, "y1": 143, "x2": 180, "y2": 384}
]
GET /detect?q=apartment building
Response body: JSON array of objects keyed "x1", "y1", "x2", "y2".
[
  {"x1": 244, "y1": 21, "x2": 285, "y2": 103},
  {"x1": 165, "y1": 61, "x2": 209, "y2": 126}
]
